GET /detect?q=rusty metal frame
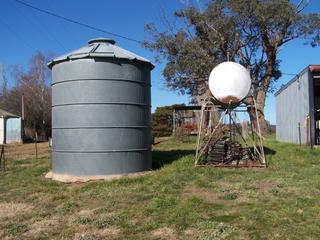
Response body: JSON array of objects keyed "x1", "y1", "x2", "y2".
[{"x1": 194, "y1": 96, "x2": 267, "y2": 167}]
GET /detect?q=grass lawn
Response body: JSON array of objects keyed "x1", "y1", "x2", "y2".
[{"x1": 1, "y1": 136, "x2": 320, "y2": 239}]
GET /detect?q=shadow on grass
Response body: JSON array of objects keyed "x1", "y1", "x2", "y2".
[
  {"x1": 264, "y1": 146, "x2": 276, "y2": 156},
  {"x1": 248, "y1": 146, "x2": 276, "y2": 156},
  {"x1": 151, "y1": 146, "x2": 276, "y2": 170},
  {"x1": 152, "y1": 150, "x2": 195, "y2": 169}
]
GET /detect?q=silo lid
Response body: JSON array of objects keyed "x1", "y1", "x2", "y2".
[{"x1": 48, "y1": 38, "x2": 154, "y2": 69}]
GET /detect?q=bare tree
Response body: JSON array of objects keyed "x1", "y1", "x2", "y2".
[{"x1": 0, "y1": 52, "x2": 52, "y2": 139}]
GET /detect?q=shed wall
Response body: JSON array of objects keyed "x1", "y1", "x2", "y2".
[
  {"x1": 6, "y1": 118, "x2": 22, "y2": 143},
  {"x1": 276, "y1": 70, "x2": 310, "y2": 144}
]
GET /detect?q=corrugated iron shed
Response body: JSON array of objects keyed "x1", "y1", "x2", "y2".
[{"x1": 275, "y1": 65, "x2": 320, "y2": 147}]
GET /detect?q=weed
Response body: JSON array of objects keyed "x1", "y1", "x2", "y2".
[
  {"x1": 4, "y1": 223, "x2": 27, "y2": 236},
  {"x1": 196, "y1": 221, "x2": 234, "y2": 240},
  {"x1": 222, "y1": 192, "x2": 238, "y2": 200}
]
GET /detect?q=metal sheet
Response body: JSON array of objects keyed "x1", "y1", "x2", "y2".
[
  {"x1": 50, "y1": 39, "x2": 153, "y2": 176},
  {"x1": 48, "y1": 38, "x2": 154, "y2": 69},
  {"x1": 52, "y1": 150, "x2": 151, "y2": 176},
  {"x1": 276, "y1": 69, "x2": 310, "y2": 144}
]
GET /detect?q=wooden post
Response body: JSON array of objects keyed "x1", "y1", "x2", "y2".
[
  {"x1": 0, "y1": 145, "x2": 5, "y2": 172},
  {"x1": 21, "y1": 94, "x2": 25, "y2": 142},
  {"x1": 298, "y1": 122, "x2": 301, "y2": 147},
  {"x1": 172, "y1": 109, "x2": 176, "y2": 136},
  {"x1": 35, "y1": 132, "x2": 38, "y2": 159},
  {"x1": 2, "y1": 145, "x2": 5, "y2": 171},
  {"x1": 0, "y1": 145, "x2": 1, "y2": 171}
]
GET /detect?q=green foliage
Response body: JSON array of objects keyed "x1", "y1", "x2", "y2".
[
  {"x1": 152, "y1": 104, "x2": 185, "y2": 137},
  {"x1": 145, "y1": 0, "x2": 320, "y2": 98},
  {"x1": 222, "y1": 192, "x2": 238, "y2": 201},
  {"x1": 151, "y1": 105, "x2": 173, "y2": 137},
  {"x1": 4, "y1": 223, "x2": 27, "y2": 236},
  {"x1": 76, "y1": 215, "x2": 124, "y2": 229},
  {"x1": 145, "y1": 0, "x2": 320, "y2": 133}
]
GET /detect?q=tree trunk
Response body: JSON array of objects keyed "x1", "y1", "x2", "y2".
[{"x1": 246, "y1": 90, "x2": 269, "y2": 135}]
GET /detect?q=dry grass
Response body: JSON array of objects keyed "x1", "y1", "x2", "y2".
[
  {"x1": 2, "y1": 136, "x2": 320, "y2": 239},
  {"x1": 4, "y1": 142, "x2": 51, "y2": 160},
  {"x1": 0, "y1": 202, "x2": 33, "y2": 219},
  {"x1": 182, "y1": 186, "x2": 220, "y2": 203},
  {"x1": 26, "y1": 217, "x2": 60, "y2": 236},
  {"x1": 151, "y1": 227, "x2": 177, "y2": 239}
]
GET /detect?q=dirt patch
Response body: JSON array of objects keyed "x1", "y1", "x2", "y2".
[
  {"x1": 258, "y1": 182, "x2": 273, "y2": 193},
  {"x1": 0, "y1": 202, "x2": 33, "y2": 219},
  {"x1": 77, "y1": 209, "x2": 94, "y2": 217},
  {"x1": 184, "y1": 229, "x2": 196, "y2": 238},
  {"x1": 73, "y1": 227, "x2": 121, "y2": 240},
  {"x1": 183, "y1": 186, "x2": 220, "y2": 203},
  {"x1": 152, "y1": 227, "x2": 176, "y2": 239},
  {"x1": 99, "y1": 227, "x2": 121, "y2": 236}
]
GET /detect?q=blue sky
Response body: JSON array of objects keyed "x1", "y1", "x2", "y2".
[{"x1": 0, "y1": 0, "x2": 319, "y2": 124}]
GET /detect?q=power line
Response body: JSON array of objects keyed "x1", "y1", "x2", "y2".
[
  {"x1": 15, "y1": 0, "x2": 142, "y2": 44},
  {"x1": 11, "y1": 0, "x2": 67, "y2": 52},
  {"x1": 282, "y1": 72, "x2": 298, "y2": 76}
]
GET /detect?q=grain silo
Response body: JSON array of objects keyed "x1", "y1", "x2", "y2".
[{"x1": 47, "y1": 38, "x2": 154, "y2": 180}]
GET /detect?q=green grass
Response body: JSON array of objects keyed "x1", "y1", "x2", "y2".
[{"x1": 1, "y1": 136, "x2": 320, "y2": 239}]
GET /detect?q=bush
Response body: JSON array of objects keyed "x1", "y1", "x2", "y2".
[{"x1": 152, "y1": 106, "x2": 173, "y2": 137}]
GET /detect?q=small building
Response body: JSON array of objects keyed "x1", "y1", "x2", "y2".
[
  {"x1": 275, "y1": 65, "x2": 320, "y2": 146},
  {"x1": 0, "y1": 109, "x2": 22, "y2": 144},
  {"x1": 172, "y1": 105, "x2": 201, "y2": 135}
]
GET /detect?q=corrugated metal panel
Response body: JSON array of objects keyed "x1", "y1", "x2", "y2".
[
  {"x1": 49, "y1": 38, "x2": 153, "y2": 177},
  {"x1": 276, "y1": 70, "x2": 310, "y2": 144},
  {"x1": 6, "y1": 117, "x2": 21, "y2": 143},
  {"x1": 48, "y1": 38, "x2": 154, "y2": 69},
  {"x1": 275, "y1": 66, "x2": 309, "y2": 96}
]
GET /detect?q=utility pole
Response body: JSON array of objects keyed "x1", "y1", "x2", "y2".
[{"x1": 21, "y1": 94, "x2": 25, "y2": 142}]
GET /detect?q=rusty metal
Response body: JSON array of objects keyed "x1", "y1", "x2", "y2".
[
  {"x1": 218, "y1": 95, "x2": 240, "y2": 105},
  {"x1": 195, "y1": 96, "x2": 266, "y2": 168},
  {"x1": 207, "y1": 138, "x2": 253, "y2": 165}
]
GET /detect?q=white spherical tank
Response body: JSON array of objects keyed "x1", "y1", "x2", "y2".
[{"x1": 208, "y1": 61, "x2": 251, "y2": 107}]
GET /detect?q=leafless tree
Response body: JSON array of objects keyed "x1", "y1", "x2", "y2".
[{"x1": 0, "y1": 52, "x2": 52, "y2": 139}]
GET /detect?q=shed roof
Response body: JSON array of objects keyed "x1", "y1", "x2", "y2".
[
  {"x1": 275, "y1": 65, "x2": 320, "y2": 97},
  {"x1": 0, "y1": 108, "x2": 20, "y2": 118},
  {"x1": 48, "y1": 38, "x2": 154, "y2": 69},
  {"x1": 173, "y1": 105, "x2": 202, "y2": 111}
]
